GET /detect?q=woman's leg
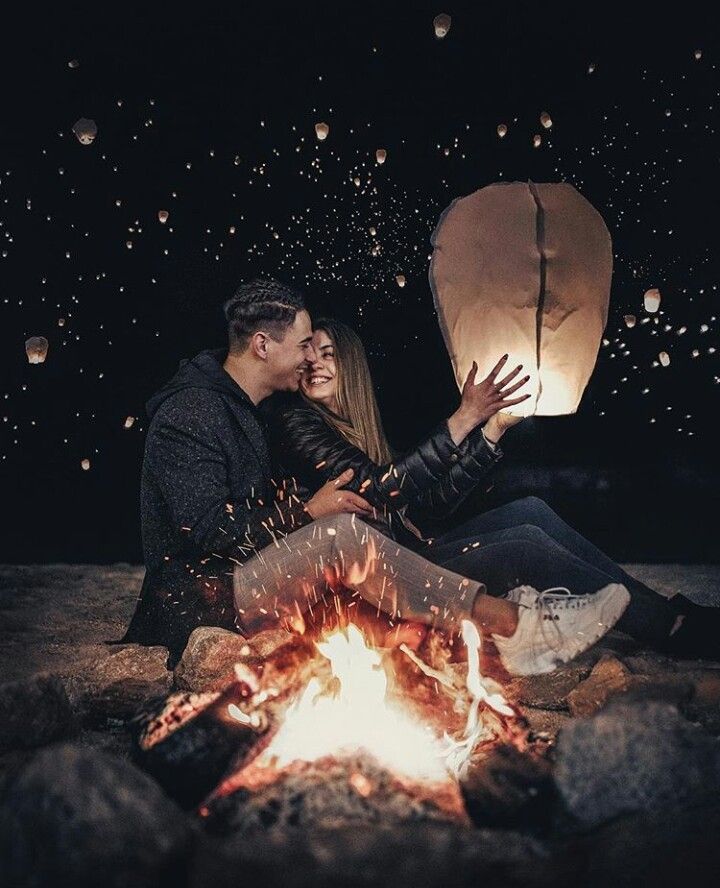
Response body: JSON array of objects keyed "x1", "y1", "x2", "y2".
[
  {"x1": 425, "y1": 522, "x2": 677, "y2": 648},
  {"x1": 431, "y1": 497, "x2": 680, "y2": 646},
  {"x1": 232, "y1": 513, "x2": 518, "y2": 638}
]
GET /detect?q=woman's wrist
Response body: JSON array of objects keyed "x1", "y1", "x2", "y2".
[
  {"x1": 482, "y1": 417, "x2": 504, "y2": 445},
  {"x1": 447, "y1": 409, "x2": 476, "y2": 446}
]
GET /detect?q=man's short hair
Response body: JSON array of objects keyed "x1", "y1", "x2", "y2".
[{"x1": 223, "y1": 278, "x2": 306, "y2": 352}]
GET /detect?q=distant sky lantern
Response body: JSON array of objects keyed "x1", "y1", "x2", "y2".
[
  {"x1": 315, "y1": 122, "x2": 329, "y2": 141},
  {"x1": 624, "y1": 314, "x2": 637, "y2": 328},
  {"x1": 396, "y1": 274, "x2": 406, "y2": 288},
  {"x1": 375, "y1": 148, "x2": 387, "y2": 164},
  {"x1": 353, "y1": 176, "x2": 361, "y2": 187},
  {"x1": 540, "y1": 112, "x2": 553, "y2": 129},
  {"x1": 430, "y1": 181, "x2": 612, "y2": 417},
  {"x1": 497, "y1": 123, "x2": 508, "y2": 138},
  {"x1": 72, "y1": 117, "x2": 98, "y2": 145},
  {"x1": 369, "y1": 226, "x2": 377, "y2": 236},
  {"x1": 659, "y1": 351, "x2": 671, "y2": 367},
  {"x1": 81, "y1": 458, "x2": 91, "y2": 471},
  {"x1": 433, "y1": 13, "x2": 452, "y2": 38},
  {"x1": 694, "y1": 49, "x2": 702, "y2": 60},
  {"x1": 25, "y1": 336, "x2": 49, "y2": 364},
  {"x1": 68, "y1": 59, "x2": 80, "y2": 68},
  {"x1": 532, "y1": 134, "x2": 542, "y2": 148},
  {"x1": 158, "y1": 209, "x2": 169, "y2": 224},
  {"x1": 124, "y1": 416, "x2": 135, "y2": 429},
  {"x1": 644, "y1": 287, "x2": 661, "y2": 313}
]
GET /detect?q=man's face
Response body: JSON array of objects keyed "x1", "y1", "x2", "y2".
[{"x1": 265, "y1": 309, "x2": 315, "y2": 392}]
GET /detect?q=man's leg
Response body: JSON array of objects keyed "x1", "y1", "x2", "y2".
[
  {"x1": 425, "y1": 522, "x2": 677, "y2": 648},
  {"x1": 232, "y1": 513, "x2": 517, "y2": 637}
]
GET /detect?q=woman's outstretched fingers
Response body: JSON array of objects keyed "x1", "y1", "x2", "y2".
[
  {"x1": 499, "y1": 374, "x2": 531, "y2": 397},
  {"x1": 486, "y1": 353, "x2": 509, "y2": 381},
  {"x1": 495, "y1": 363, "x2": 524, "y2": 389}
]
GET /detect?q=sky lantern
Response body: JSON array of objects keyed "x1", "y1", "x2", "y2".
[
  {"x1": 540, "y1": 111, "x2": 553, "y2": 129},
  {"x1": 433, "y1": 13, "x2": 452, "y2": 38},
  {"x1": 124, "y1": 416, "x2": 135, "y2": 429},
  {"x1": 375, "y1": 148, "x2": 387, "y2": 164},
  {"x1": 644, "y1": 287, "x2": 661, "y2": 313},
  {"x1": 315, "y1": 122, "x2": 329, "y2": 141},
  {"x1": 532, "y1": 134, "x2": 542, "y2": 148},
  {"x1": 25, "y1": 336, "x2": 49, "y2": 364},
  {"x1": 659, "y1": 351, "x2": 671, "y2": 367},
  {"x1": 396, "y1": 274, "x2": 406, "y2": 288},
  {"x1": 497, "y1": 123, "x2": 508, "y2": 138},
  {"x1": 81, "y1": 458, "x2": 91, "y2": 471},
  {"x1": 624, "y1": 314, "x2": 637, "y2": 328},
  {"x1": 694, "y1": 49, "x2": 702, "y2": 60},
  {"x1": 158, "y1": 209, "x2": 169, "y2": 224},
  {"x1": 72, "y1": 117, "x2": 98, "y2": 145},
  {"x1": 430, "y1": 181, "x2": 612, "y2": 417}
]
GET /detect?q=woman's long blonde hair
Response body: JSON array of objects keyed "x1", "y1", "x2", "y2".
[{"x1": 301, "y1": 318, "x2": 393, "y2": 465}]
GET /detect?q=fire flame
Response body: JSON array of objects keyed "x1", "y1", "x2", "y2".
[{"x1": 242, "y1": 618, "x2": 514, "y2": 785}]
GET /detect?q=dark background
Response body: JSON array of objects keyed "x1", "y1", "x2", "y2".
[{"x1": 1, "y1": 2, "x2": 718, "y2": 563}]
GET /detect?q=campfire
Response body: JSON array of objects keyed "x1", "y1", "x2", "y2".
[{"x1": 135, "y1": 598, "x2": 532, "y2": 830}]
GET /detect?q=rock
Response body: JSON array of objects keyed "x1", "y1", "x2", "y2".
[
  {"x1": 247, "y1": 626, "x2": 297, "y2": 658},
  {"x1": 460, "y1": 744, "x2": 556, "y2": 830},
  {"x1": 507, "y1": 663, "x2": 590, "y2": 710},
  {"x1": 67, "y1": 645, "x2": 173, "y2": 724},
  {"x1": 174, "y1": 627, "x2": 256, "y2": 692},
  {"x1": 623, "y1": 652, "x2": 678, "y2": 675},
  {"x1": 190, "y1": 822, "x2": 577, "y2": 888},
  {"x1": 0, "y1": 674, "x2": 77, "y2": 753},
  {"x1": 0, "y1": 743, "x2": 195, "y2": 888},
  {"x1": 571, "y1": 798, "x2": 720, "y2": 886},
  {"x1": 554, "y1": 700, "x2": 720, "y2": 828},
  {"x1": 566, "y1": 654, "x2": 632, "y2": 717}
]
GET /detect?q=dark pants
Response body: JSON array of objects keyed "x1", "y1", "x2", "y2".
[{"x1": 419, "y1": 496, "x2": 677, "y2": 647}]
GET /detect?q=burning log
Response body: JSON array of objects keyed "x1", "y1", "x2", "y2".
[{"x1": 133, "y1": 668, "x2": 268, "y2": 808}]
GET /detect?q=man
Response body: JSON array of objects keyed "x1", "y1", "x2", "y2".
[{"x1": 121, "y1": 278, "x2": 372, "y2": 665}]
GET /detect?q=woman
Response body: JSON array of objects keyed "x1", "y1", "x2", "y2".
[
  {"x1": 258, "y1": 318, "x2": 718, "y2": 666},
  {"x1": 232, "y1": 323, "x2": 630, "y2": 677}
]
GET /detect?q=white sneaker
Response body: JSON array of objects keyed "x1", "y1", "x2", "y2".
[{"x1": 491, "y1": 584, "x2": 631, "y2": 676}]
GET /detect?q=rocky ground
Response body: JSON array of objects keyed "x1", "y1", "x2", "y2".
[{"x1": 1, "y1": 563, "x2": 720, "y2": 887}]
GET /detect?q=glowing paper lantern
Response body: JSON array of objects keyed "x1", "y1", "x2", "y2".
[
  {"x1": 532, "y1": 134, "x2": 542, "y2": 148},
  {"x1": 124, "y1": 416, "x2": 135, "y2": 429},
  {"x1": 624, "y1": 314, "x2": 636, "y2": 328},
  {"x1": 433, "y1": 13, "x2": 452, "y2": 38},
  {"x1": 497, "y1": 123, "x2": 508, "y2": 138},
  {"x1": 158, "y1": 209, "x2": 169, "y2": 224},
  {"x1": 694, "y1": 49, "x2": 702, "y2": 60},
  {"x1": 25, "y1": 336, "x2": 49, "y2": 364},
  {"x1": 369, "y1": 226, "x2": 377, "y2": 236},
  {"x1": 396, "y1": 274, "x2": 406, "y2": 288},
  {"x1": 315, "y1": 122, "x2": 329, "y2": 141},
  {"x1": 644, "y1": 288, "x2": 661, "y2": 313},
  {"x1": 659, "y1": 351, "x2": 670, "y2": 367},
  {"x1": 430, "y1": 181, "x2": 612, "y2": 417},
  {"x1": 81, "y1": 458, "x2": 91, "y2": 471},
  {"x1": 72, "y1": 118, "x2": 98, "y2": 145},
  {"x1": 540, "y1": 112, "x2": 553, "y2": 129},
  {"x1": 375, "y1": 148, "x2": 387, "y2": 164}
]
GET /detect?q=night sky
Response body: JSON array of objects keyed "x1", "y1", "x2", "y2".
[{"x1": 1, "y1": 4, "x2": 718, "y2": 563}]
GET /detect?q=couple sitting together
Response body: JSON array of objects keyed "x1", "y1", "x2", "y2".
[{"x1": 121, "y1": 278, "x2": 718, "y2": 674}]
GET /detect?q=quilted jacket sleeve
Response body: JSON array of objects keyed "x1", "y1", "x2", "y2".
[{"x1": 273, "y1": 405, "x2": 502, "y2": 514}]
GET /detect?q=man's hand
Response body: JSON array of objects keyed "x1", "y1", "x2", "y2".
[
  {"x1": 305, "y1": 468, "x2": 373, "y2": 519},
  {"x1": 448, "y1": 355, "x2": 531, "y2": 445}
]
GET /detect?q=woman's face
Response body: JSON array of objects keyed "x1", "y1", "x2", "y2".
[{"x1": 300, "y1": 329, "x2": 338, "y2": 408}]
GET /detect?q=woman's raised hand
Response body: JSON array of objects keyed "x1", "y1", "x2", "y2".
[{"x1": 448, "y1": 355, "x2": 531, "y2": 445}]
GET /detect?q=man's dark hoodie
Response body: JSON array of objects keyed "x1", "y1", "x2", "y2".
[{"x1": 120, "y1": 350, "x2": 312, "y2": 665}]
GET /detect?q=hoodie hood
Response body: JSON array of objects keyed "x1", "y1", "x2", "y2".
[{"x1": 146, "y1": 349, "x2": 256, "y2": 419}]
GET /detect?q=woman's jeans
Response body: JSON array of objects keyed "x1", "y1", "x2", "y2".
[{"x1": 419, "y1": 495, "x2": 677, "y2": 647}]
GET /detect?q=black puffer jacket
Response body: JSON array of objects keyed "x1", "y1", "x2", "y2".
[{"x1": 269, "y1": 400, "x2": 504, "y2": 547}]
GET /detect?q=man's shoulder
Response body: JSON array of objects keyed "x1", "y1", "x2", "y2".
[{"x1": 150, "y1": 387, "x2": 232, "y2": 428}]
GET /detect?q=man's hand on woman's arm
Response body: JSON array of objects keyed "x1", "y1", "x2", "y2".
[{"x1": 447, "y1": 354, "x2": 530, "y2": 446}]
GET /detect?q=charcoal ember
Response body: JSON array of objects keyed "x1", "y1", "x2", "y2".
[
  {"x1": 202, "y1": 752, "x2": 467, "y2": 834},
  {"x1": 555, "y1": 700, "x2": 720, "y2": 828},
  {"x1": 133, "y1": 677, "x2": 269, "y2": 809},
  {"x1": 0, "y1": 743, "x2": 194, "y2": 888},
  {"x1": 190, "y1": 822, "x2": 571, "y2": 888},
  {"x1": 460, "y1": 744, "x2": 555, "y2": 830},
  {"x1": 174, "y1": 627, "x2": 259, "y2": 692},
  {"x1": 0, "y1": 673, "x2": 77, "y2": 753}
]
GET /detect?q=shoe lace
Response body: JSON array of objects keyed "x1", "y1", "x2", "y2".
[{"x1": 533, "y1": 586, "x2": 587, "y2": 651}]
